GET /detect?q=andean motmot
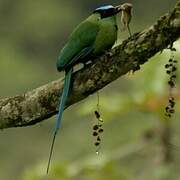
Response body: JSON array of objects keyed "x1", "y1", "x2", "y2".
[{"x1": 47, "y1": 4, "x2": 123, "y2": 173}]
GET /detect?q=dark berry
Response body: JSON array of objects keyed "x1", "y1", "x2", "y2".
[
  {"x1": 95, "y1": 142, "x2": 100, "y2": 146},
  {"x1": 94, "y1": 111, "x2": 100, "y2": 119},
  {"x1": 93, "y1": 125, "x2": 99, "y2": 130},
  {"x1": 168, "y1": 81, "x2": 175, "y2": 87},
  {"x1": 171, "y1": 102, "x2": 175, "y2": 107},
  {"x1": 171, "y1": 75, "x2": 176, "y2": 78},
  {"x1": 166, "y1": 70, "x2": 171, "y2": 74},
  {"x1": 97, "y1": 136, "x2": 101, "y2": 141},
  {"x1": 169, "y1": 101, "x2": 175, "y2": 108},
  {"x1": 172, "y1": 67, "x2": 177, "y2": 72},
  {"x1": 169, "y1": 109, "x2": 175, "y2": 113},
  {"x1": 169, "y1": 99, "x2": 173, "y2": 103},
  {"x1": 93, "y1": 132, "x2": 98, "y2": 136},
  {"x1": 98, "y1": 129, "x2": 104, "y2": 133},
  {"x1": 165, "y1": 106, "x2": 169, "y2": 112},
  {"x1": 169, "y1": 99, "x2": 175, "y2": 104}
]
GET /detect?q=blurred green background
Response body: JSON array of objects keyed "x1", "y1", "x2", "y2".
[{"x1": 0, "y1": 0, "x2": 180, "y2": 179}]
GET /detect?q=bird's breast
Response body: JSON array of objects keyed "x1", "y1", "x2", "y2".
[{"x1": 93, "y1": 17, "x2": 117, "y2": 55}]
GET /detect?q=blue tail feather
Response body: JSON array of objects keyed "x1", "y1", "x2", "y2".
[
  {"x1": 47, "y1": 68, "x2": 72, "y2": 174},
  {"x1": 55, "y1": 68, "x2": 72, "y2": 132}
]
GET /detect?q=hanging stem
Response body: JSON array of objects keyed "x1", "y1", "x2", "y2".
[
  {"x1": 162, "y1": 44, "x2": 177, "y2": 163},
  {"x1": 92, "y1": 91, "x2": 104, "y2": 154},
  {"x1": 97, "y1": 91, "x2": 100, "y2": 113}
]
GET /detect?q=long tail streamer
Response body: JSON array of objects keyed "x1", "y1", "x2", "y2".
[{"x1": 47, "y1": 68, "x2": 73, "y2": 174}]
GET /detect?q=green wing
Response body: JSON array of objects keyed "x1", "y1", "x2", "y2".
[{"x1": 57, "y1": 20, "x2": 99, "y2": 71}]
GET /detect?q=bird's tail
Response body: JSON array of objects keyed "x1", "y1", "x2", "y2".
[{"x1": 47, "y1": 68, "x2": 73, "y2": 174}]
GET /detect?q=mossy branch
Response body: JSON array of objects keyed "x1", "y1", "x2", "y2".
[{"x1": 0, "y1": 1, "x2": 180, "y2": 129}]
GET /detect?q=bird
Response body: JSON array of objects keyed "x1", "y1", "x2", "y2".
[
  {"x1": 120, "y1": 3, "x2": 133, "y2": 37},
  {"x1": 47, "y1": 4, "x2": 122, "y2": 174}
]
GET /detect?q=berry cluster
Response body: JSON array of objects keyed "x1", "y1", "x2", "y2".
[
  {"x1": 165, "y1": 97, "x2": 175, "y2": 117},
  {"x1": 165, "y1": 59, "x2": 177, "y2": 88},
  {"x1": 165, "y1": 48, "x2": 177, "y2": 118},
  {"x1": 92, "y1": 111, "x2": 104, "y2": 150}
]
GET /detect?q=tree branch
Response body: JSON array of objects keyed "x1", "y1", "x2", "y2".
[{"x1": 0, "y1": 1, "x2": 180, "y2": 129}]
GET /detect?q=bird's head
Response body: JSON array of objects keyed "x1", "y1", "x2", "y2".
[{"x1": 93, "y1": 5, "x2": 122, "y2": 18}]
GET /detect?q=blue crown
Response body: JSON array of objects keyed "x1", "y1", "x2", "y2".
[{"x1": 95, "y1": 5, "x2": 114, "y2": 11}]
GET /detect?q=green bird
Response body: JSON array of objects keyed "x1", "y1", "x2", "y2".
[{"x1": 47, "y1": 5, "x2": 122, "y2": 173}]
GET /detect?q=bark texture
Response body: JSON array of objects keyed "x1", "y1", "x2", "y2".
[{"x1": 0, "y1": 1, "x2": 180, "y2": 129}]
